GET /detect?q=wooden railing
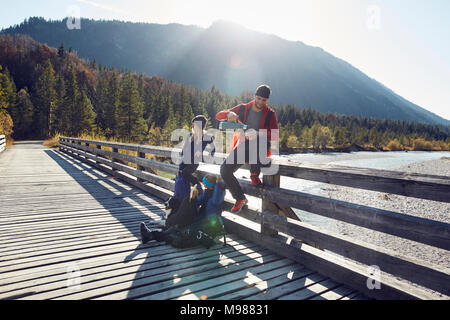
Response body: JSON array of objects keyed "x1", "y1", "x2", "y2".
[
  {"x1": 0, "y1": 135, "x2": 5, "y2": 153},
  {"x1": 58, "y1": 136, "x2": 450, "y2": 300}
]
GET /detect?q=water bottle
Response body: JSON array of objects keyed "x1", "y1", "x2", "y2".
[{"x1": 218, "y1": 121, "x2": 248, "y2": 131}]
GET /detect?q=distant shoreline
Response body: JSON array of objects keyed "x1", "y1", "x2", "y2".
[{"x1": 279, "y1": 145, "x2": 447, "y2": 155}]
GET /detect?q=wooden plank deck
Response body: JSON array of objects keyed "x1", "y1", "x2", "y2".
[{"x1": 0, "y1": 141, "x2": 364, "y2": 300}]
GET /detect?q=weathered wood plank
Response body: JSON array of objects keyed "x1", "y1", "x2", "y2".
[
  {"x1": 0, "y1": 210, "x2": 163, "y2": 235},
  {"x1": 222, "y1": 211, "x2": 440, "y2": 300},
  {"x1": 3, "y1": 241, "x2": 253, "y2": 300},
  {"x1": 60, "y1": 141, "x2": 179, "y2": 175},
  {"x1": 277, "y1": 278, "x2": 341, "y2": 300},
  {"x1": 0, "y1": 218, "x2": 162, "y2": 246},
  {"x1": 260, "y1": 209, "x2": 450, "y2": 296},
  {"x1": 212, "y1": 266, "x2": 316, "y2": 300},
  {"x1": 0, "y1": 235, "x2": 248, "y2": 286},
  {"x1": 45, "y1": 251, "x2": 280, "y2": 300},
  {"x1": 178, "y1": 264, "x2": 311, "y2": 300},
  {"x1": 0, "y1": 229, "x2": 137, "y2": 258},
  {"x1": 60, "y1": 147, "x2": 175, "y2": 201},
  {"x1": 0, "y1": 238, "x2": 250, "y2": 290},
  {"x1": 310, "y1": 285, "x2": 356, "y2": 300},
  {"x1": 245, "y1": 273, "x2": 329, "y2": 300},
  {"x1": 169, "y1": 261, "x2": 300, "y2": 301},
  {"x1": 247, "y1": 183, "x2": 450, "y2": 250},
  {"x1": 0, "y1": 203, "x2": 163, "y2": 225},
  {"x1": 276, "y1": 160, "x2": 450, "y2": 203},
  {"x1": 121, "y1": 256, "x2": 290, "y2": 301},
  {"x1": 0, "y1": 240, "x2": 155, "y2": 274},
  {"x1": 0, "y1": 216, "x2": 161, "y2": 243}
]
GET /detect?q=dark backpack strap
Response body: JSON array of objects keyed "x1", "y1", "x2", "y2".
[
  {"x1": 264, "y1": 110, "x2": 274, "y2": 128},
  {"x1": 238, "y1": 104, "x2": 246, "y2": 123}
]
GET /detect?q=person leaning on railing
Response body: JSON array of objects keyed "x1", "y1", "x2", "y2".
[
  {"x1": 164, "y1": 115, "x2": 216, "y2": 215},
  {"x1": 215, "y1": 85, "x2": 279, "y2": 213}
]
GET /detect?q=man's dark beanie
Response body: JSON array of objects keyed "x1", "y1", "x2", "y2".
[
  {"x1": 192, "y1": 115, "x2": 207, "y2": 129},
  {"x1": 255, "y1": 85, "x2": 271, "y2": 99}
]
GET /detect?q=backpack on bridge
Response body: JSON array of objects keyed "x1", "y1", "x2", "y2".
[{"x1": 167, "y1": 213, "x2": 226, "y2": 249}]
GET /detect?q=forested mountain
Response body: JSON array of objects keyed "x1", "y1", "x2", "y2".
[
  {"x1": 2, "y1": 17, "x2": 448, "y2": 126},
  {"x1": 0, "y1": 34, "x2": 448, "y2": 152}
]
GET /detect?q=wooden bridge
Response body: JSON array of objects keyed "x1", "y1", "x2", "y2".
[{"x1": 0, "y1": 137, "x2": 448, "y2": 300}]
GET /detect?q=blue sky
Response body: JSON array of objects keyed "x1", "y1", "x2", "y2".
[{"x1": 1, "y1": 0, "x2": 449, "y2": 120}]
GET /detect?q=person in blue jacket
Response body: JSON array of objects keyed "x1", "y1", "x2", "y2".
[{"x1": 140, "y1": 174, "x2": 226, "y2": 248}]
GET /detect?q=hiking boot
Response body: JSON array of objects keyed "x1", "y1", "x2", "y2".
[
  {"x1": 250, "y1": 173, "x2": 263, "y2": 187},
  {"x1": 231, "y1": 198, "x2": 248, "y2": 213},
  {"x1": 140, "y1": 222, "x2": 154, "y2": 244}
]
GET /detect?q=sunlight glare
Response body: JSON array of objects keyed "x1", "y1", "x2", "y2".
[{"x1": 139, "y1": 0, "x2": 315, "y2": 44}]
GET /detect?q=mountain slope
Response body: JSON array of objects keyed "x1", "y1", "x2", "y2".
[{"x1": 3, "y1": 17, "x2": 448, "y2": 125}]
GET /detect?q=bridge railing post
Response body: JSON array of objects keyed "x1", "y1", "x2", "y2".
[
  {"x1": 111, "y1": 147, "x2": 119, "y2": 174},
  {"x1": 0, "y1": 134, "x2": 5, "y2": 153},
  {"x1": 96, "y1": 144, "x2": 102, "y2": 165},
  {"x1": 137, "y1": 147, "x2": 146, "y2": 183},
  {"x1": 261, "y1": 174, "x2": 281, "y2": 236}
]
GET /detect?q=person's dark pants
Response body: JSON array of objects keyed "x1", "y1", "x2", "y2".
[
  {"x1": 220, "y1": 138, "x2": 270, "y2": 201},
  {"x1": 152, "y1": 228, "x2": 173, "y2": 242}
]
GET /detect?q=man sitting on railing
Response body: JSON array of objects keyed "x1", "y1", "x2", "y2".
[
  {"x1": 140, "y1": 174, "x2": 226, "y2": 249},
  {"x1": 216, "y1": 85, "x2": 279, "y2": 213}
]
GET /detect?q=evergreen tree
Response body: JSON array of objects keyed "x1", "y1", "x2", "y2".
[
  {"x1": 53, "y1": 75, "x2": 67, "y2": 134},
  {"x1": 300, "y1": 127, "x2": 312, "y2": 148},
  {"x1": 65, "y1": 64, "x2": 79, "y2": 136},
  {"x1": 71, "y1": 91, "x2": 95, "y2": 136},
  {"x1": 116, "y1": 73, "x2": 147, "y2": 142},
  {"x1": 334, "y1": 126, "x2": 347, "y2": 147},
  {"x1": 58, "y1": 42, "x2": 65, "y2": 59},
  {"x1": 0, "y1": 65, "x2": 14, "y2": 136},
  {"x1": 32, "y1": 59, "x2": 56, "y2": 138},
  {"x1": 317, "y1": 126, "x2": 333, "y2": 149},
  {"x1": 1, "y1": 67, "x2": 17, "y2": 114},
  {"x1": 368, "y1": 127, "x2": 381, "y2": 148},
  {"x1": 12, "y1": 88, "x2": 34, "y2": 139},
  {"x1": 94, "y1": 75, "x2": 108, "y2": 134},
  {"x1": 162, "y1": 103, "x2": 180, "y2": 146},
  {"x1": 181, "y1": 88, "x2": 194, "y2": 129},
  {"x1": 147, "y1": 122, "x2": 162, "y2": 146},
  {"x1": 105, "y1": 71, "x2": 120, "y2": 137}
]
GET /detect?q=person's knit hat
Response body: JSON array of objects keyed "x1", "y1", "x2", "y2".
[
  {"x1": 255, "y1": 85, "x2": 271, "y2": 99},
  {"x1": 192, "y1": 115, "x2": 207, "y2": 130}
]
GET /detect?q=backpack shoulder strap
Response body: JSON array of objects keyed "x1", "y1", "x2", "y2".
[
  {"x1": 238, "y1": 103, "x2": 246, "y2": 123},
  {"x1": 264, "y1": 109, "x2": 274, "y2": 128}
]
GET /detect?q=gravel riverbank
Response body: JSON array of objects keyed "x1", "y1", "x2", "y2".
[{"x1": 319, "y1": 157, "x2": 450, "y2": 299}]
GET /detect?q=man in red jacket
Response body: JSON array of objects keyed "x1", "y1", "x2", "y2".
[{"x1": 216, "y1": 85, "x2": 279, "y2": 213}]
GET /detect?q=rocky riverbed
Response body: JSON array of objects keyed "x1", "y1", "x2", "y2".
[{"x1": 319, "y1": 158, "x2": 450, "y2": 299}]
